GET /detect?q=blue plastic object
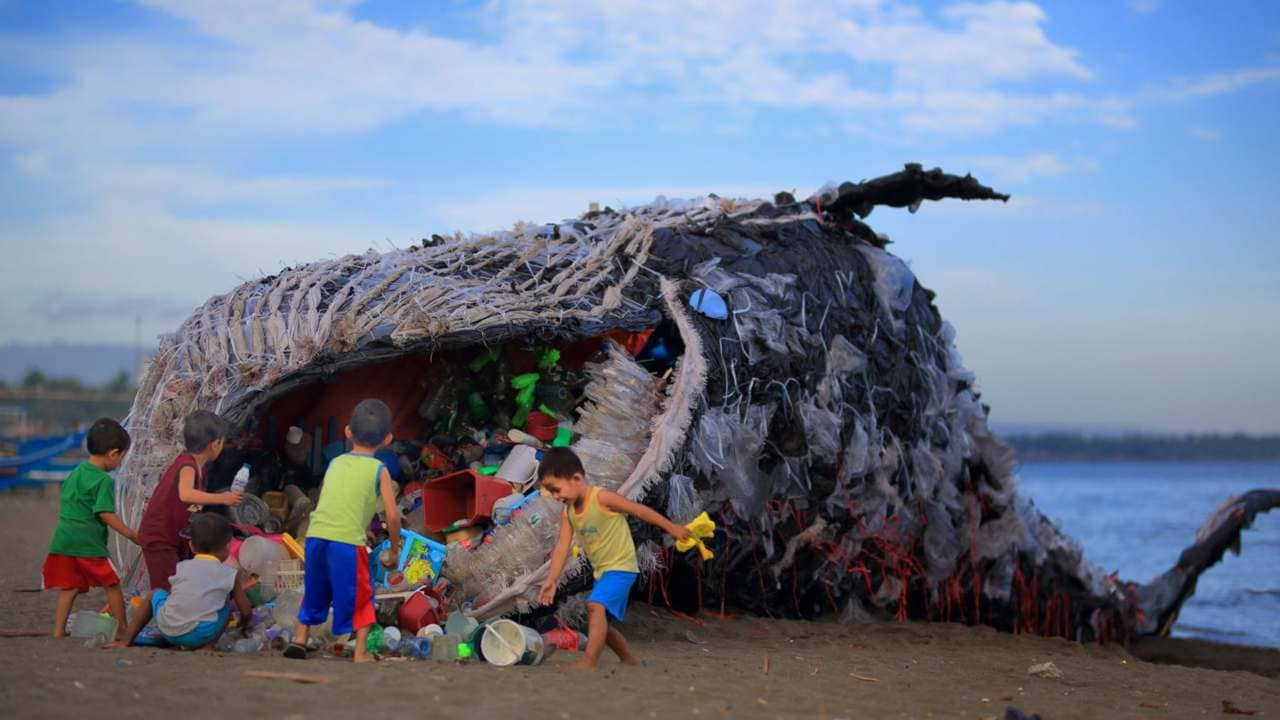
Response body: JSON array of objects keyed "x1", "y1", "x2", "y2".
[
  {"x1": 372, "y1": 529, "x2": 446, "y2": 590},
  {"x1": 132, "y1": 625, "x2": 171, "y2": 648},
  {"x1": 688, "y1": 288, "x2": 728, "y2": 320},
  {"x1": 0, "y1": 430, "x2": 87, "y2": 490}
]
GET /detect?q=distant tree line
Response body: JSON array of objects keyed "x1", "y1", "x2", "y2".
[
  {"x1": 1007, "y1": 433, "x2": 1280, "y2": 461},
  {"x1": 0, "y1": 369, "x2": 136, "y2": 434},
  {"x1": 0, "y1": 369, "x2": 133, "y2": 394}
]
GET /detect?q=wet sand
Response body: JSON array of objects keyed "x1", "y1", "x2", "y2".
[{"x1": 2, "y1": 493, "x2": 1276, "y2": 719}]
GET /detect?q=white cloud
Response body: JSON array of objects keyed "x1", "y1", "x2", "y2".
[
  {"x1": 963, "y1": 152, "x2": 1097, "y2": 184},
  {"x1": 1189, "y1": 126, "x2": 1220, "y2": 142},
  {"x1": 1155, "y1": 66, "x2": 1280, "y2": 103},
  {"x1": 1126, "y1": 0, "x2": 1161, "y2": 14}
]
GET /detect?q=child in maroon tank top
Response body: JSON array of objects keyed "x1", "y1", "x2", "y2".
[{"x1": 137, "y1": 411, "x2": 242, "y2": 590}]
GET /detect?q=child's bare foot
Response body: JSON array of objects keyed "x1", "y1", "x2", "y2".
[
  {"x1": 567, "y1": 660, "x2": 598, "y2": 671},
  {"x1": 618, "y1": 654, "x2": 639, "y2": 666},
  {"x1": 52, "y1": 632, "x2": 66, "y2": 639},
  {"x1": 102, "y1": 641, "x2": 127, "y2": 650},
  {"x1": 353, "y1": 653, "x2": 375, "y2": 664}
]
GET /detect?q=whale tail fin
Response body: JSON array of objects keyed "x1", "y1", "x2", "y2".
[{"x1": 1136, "y1": 488, "x2": 1280, "y2": 636}]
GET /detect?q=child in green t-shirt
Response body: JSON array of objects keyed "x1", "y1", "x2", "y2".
[{"x1": 42, "y1": 418, "x2": 139, "y2": 639}]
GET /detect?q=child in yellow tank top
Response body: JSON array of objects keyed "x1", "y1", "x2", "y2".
[{"x1": 538, "y1": 447, "x2": 690, "y2": 671}]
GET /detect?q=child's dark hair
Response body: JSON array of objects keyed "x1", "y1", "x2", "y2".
[
  {"x1": 188, "y1": 512, "x2": 232, "y2": 554},
  {"x1": 183, "y1": 410, "x2": 229, "y2": 453},
  {"x1": 350, "y1": 399, "x2": 392, "y2": 447},
  {"x1": 537, "y1": 446, "x2": 585, "y2": 481},
  {"x1": 86, "y1": 418, "x2": 130, "y2": 455}
]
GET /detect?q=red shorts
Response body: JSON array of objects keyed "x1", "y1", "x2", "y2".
[{"x1": 42, "y1": 554, "x2": 120, "y2": 592}]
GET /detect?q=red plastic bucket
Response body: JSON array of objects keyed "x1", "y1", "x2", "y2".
[{"x1": 524, "y1": 412, "x2": 558, "y2": 442}]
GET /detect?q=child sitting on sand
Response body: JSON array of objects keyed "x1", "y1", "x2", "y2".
[
  {"x1": 137, "y1": 411, "x2": 242, "y2": 591},
  {"x1": 43, "y1": 418, "x2": 139, "y2": 639},
  {"x1": 538, "y1": 447, "x2": 691, "y2": 671},
  {"x1": 285, "y1": 399, "x2": 402, "y2": 663},
  {"x1": 109, "y1": 512, "x2": 251, "y2": 650}
]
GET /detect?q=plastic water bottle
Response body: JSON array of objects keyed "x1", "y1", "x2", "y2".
[
  {"x1": 365, "y1": 625, "x2": 385, "y2": 654},
  {"x1": 412, "y1": 636, "x2": 433, "y2": 659},
  {"x1": 382, "y1": 626, "x2": 401, "y2": 653},
  {"x1": 233, "y1": 636, "x2": 264, "y2": 653},
  {"x1": 231, "y1": 464, "x2": 251, "y2": 494}
]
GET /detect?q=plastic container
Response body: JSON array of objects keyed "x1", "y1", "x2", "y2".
[
  {"x1": 231, "y1": 464, "x2": 251, "y2": 494},
  {"x1": 431, "y1": 633, "x2": 460, "y2": 661},
  {"x1": 382, "y1": 626, "x2": 402, "y2": 653},
  {"x1": 365, "y1": 625, "x2": 385, "y2": 654},
  {"x1": 524, "y1": 412, "x2": 558, "y2": 443},
  {"x1": 400, "y1": 636, "x2": 432, "y2": 659},
  {"x1": 67, "y1": 611, "x2": 116, "y2": 639},
  {"x1": 372, "y1": 529, "x2": 446, "y2": 590},
  {"x1": 233, "y1": 636, "x2": 264, "y2": 653},
  {"x1": 543, "y1": 627, "x2": 589, "y2": 651},
  {"x1": 239, "y1": 536, "x2": 286, "y2": 577},
  {"x1": 444, "y1": 610, "x2": 478, "y2": 639},
  {"x1": 481, "y1": 619, "x2": 554, "y2": 666},
  {"x1": 491, "y1": 492, "x2": 527, "y2": 525},
  {"x1": 495, "y1": 444, "x2": 539, "y2": 489},
  {"x1": 421, "y1": 470, "x2": 511, "y2": 532},
  {"x1": 397, "y1": 589, "x2": 443, "y2": 635},
  {"x1": 132, "y1": 625, "x2": 170, "y2": 648}
]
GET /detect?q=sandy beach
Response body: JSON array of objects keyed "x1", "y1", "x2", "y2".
[{"x1": 2, "y1": 493, "x2": 1276, "y2": 720}]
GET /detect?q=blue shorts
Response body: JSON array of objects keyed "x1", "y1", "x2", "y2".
[
  {"x1": 151, "y1": 589, "x2": 230, "y2": 649},
  {"x1": 587, "y1": 570, "x2": 638, "y2": 622},
  {"x1": 298, "y1": 537, "x2": 375, "y2": 637}
]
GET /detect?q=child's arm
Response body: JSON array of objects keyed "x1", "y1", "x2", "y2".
[
  {"x1": 537, "y1": 508, "x2": 574, "y2": 606},
  {"x1": 231, "y1": 571, "x2": 252, "y2": 635},
  {"x1": 599, "y1": 490, "x2": 691, "y2": 542},
  {"x1": 177, "y1": 466, "x2": 242, "y2": 507},
  {"x1": 379, "y1": 467, "x2": 401, "y2": 557},
  {"x1": 97, "y1": 512, "x2": 139, "y2": 545}
]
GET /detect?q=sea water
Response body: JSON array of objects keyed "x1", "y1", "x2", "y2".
[{"x1": 1018, "y1": 460, "x2": 1280, "y2": 648}]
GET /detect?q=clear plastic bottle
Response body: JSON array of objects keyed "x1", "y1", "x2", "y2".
[
  {"x1": 214, "y1": 631, "x2": 237, "y2": 652},
  {"x1": 233, "y1": 636, "x2": 264, "y2": 653},
  {"x1": 231, "y1": 464, "x2": 251, "y2": 494},
  {"x1": 431, "y1": 633, "x2": 459, "y2": 661},
  {"x1": 82, "y1": 632, "x2": 109, "y2": 649},
  {"x1": 382, "y1": 626, "x2": 402, "y2": 653}
]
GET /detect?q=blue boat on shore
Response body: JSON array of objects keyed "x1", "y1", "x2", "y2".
[{"x1": 0, "y1": 430, "x2": 87, "y2": 491}]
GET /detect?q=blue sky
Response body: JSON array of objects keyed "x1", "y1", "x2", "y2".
[{"x1": 1, "y1": 0, "x2": 1278, "y2": 433}]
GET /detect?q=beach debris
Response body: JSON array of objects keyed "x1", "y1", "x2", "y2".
[
  {"x1": 762, "y1": 654, "x2": 770, "y2": 674},
  {"x1": 1138, "y1": 702, "x2": 1163, "y2": 709},
  {"x1": 848, "y1": 672, "x2": 880, "y2": 683},
  {"x1": 1221, "y1": 700, "x2": 1258, "y2": 716},
  {"x1": 106, "y1": 162, "x2": 1274, "y2": 651},
  {"x1": 684, "y1": 630, "x2": 706, "y2": 645},
  {"x1": 1026, "y1": 661, "x2": 1063, "y2": 679},
  {"x1": 244, "y1": 670, "x2": 335, "y2": 684},
  {"x1": 1003, "y1": 708, "x2": 1043, "y2": 720}
]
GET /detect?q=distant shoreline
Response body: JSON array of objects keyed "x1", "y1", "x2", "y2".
[{"x1": 1007, "y1": 433, "x2": 1280, "y2": 462}]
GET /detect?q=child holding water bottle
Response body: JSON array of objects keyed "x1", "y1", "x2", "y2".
[{"x1": 137, "y1": 411, "x2": 242, "y2": 591}]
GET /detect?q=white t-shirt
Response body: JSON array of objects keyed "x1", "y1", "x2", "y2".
[{"x1": 156, "y1": 556, "x2": 238, "y2": 636}]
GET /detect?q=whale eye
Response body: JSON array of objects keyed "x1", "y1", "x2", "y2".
[{"x1": 689, "y1": 288, "x2": 728, "y2": 320}]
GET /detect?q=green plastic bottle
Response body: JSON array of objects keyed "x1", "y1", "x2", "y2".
[{"x1": 365, "y1": 625, "x2": 384, "y2": 654}]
